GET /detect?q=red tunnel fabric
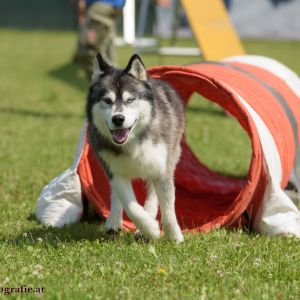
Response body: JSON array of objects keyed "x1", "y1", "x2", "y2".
[{"x1": 77, "y1": 61, "x2": 298, "y2": 232}]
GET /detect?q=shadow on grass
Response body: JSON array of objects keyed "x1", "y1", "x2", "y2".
[
  {"x1": 0, "y1": 107, "x2": 82, "y2": 119},
  {"x1": 2, "y1": 213, "x2": 137, "y2": 247},
  {"x1": 48, "y1": 62, "x2": 88, "y2": 92}
]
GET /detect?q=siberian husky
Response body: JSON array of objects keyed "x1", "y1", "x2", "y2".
[{"x1": 86, "y1": 53, "x2": 185, "y2": 243}]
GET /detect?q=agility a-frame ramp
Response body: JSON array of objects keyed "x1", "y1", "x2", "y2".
[
  {"x1": 180, "y1": 0, "x2": 245, "y2": 60},
  {"x1": 135, "y1": 0, "x2": 245, "y2": 58}
]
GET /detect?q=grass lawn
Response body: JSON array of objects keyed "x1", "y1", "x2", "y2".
[{"x1": 0, "y1": 29, "x2": 300, "y2": 299}]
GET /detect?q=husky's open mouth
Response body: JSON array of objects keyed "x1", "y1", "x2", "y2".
[
  {"x1": 111, "y1": 128, "x2": 130, "y2": 144},
  {"x1": 108, "y1": 120, "x2": 137, "y2": 145}
]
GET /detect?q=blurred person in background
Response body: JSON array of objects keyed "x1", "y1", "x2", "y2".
[{"x1": 74, "y1": 0, "x2": 170, "y2": 79}]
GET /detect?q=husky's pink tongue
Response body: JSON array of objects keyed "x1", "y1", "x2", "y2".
[{"x1": 112, "y1": 128, "x2": 129, "y2": 144}]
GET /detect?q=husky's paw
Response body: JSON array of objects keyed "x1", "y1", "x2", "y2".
[
  {"x1": 104, "y1": 216, "x2": 122, "y2": 235},
  {"x1": 164, "y1": 227, "x2": 184, "y2": 243},
  {"x1": 105, "y1": 228, "x2": 121, "y2": 236},
  {"x1": 138, "y1": 220, "x2": 160, "y2": 240},
  {"x1": 172, "y1": 231, "x2": 184, "y2": 244},
  {"x1": 134, "y1": 230, "x2": 143, "y2": 239},
  {"x1": 134, "y1": 230, "x2": 150, "y2": 243}
]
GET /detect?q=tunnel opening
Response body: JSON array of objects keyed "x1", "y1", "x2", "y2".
[{"x1": 185, "y1": 92, "x2": 251, "y2": 179}]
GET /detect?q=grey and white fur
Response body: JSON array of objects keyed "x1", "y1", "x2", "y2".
[{"x1": 86, "y1": 53, "x2": 185, "y2": 243}]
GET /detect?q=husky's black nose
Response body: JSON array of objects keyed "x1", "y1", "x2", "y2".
[{"x1": 112, "y1": 114, "x2": 125, "y2": 126}]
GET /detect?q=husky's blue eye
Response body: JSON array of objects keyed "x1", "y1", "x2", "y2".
[
  {"x1": 127, "y1": 97, "x2": 136, "y2": 103},
  {"x1": 103, "y1": 98, "x2": 112, "y2": 105}
]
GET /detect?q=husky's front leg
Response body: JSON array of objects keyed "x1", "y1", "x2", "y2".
[
  {"x1": 143, "y1": 182, "x2": 159, "y2": 218},
  {"x1": 111, "y1": 177, "x2": 160, "y2": 240},
  {"x1": 154, "y1": 177, "x2": 184, "y2": 243},
  {"x1": 135, "y1": 182, "x2": 159, "y2": 239},
  {"x1": 105, "y1": 190, "x2": 123, "y2": 234}
]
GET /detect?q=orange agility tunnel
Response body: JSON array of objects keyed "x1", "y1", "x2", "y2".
[{"x1": 36, "y1": 55, "x2": 300, "y2": 237}]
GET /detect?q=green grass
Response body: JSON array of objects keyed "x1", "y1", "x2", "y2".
[{"x1": 0, "y1": 29, "x2": 300, "y2": 299}]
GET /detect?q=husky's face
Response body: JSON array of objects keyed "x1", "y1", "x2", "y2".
[{"x1": 87, "y1": 54, "x2": 153, "y2": 146}]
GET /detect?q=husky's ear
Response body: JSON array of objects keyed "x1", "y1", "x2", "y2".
[
  {"x1": 91, "y1": 53, "x2": 112, "y2": 81},
  {"x1": 125, "y1": 54, "x2": 147, "y2": 81}
]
